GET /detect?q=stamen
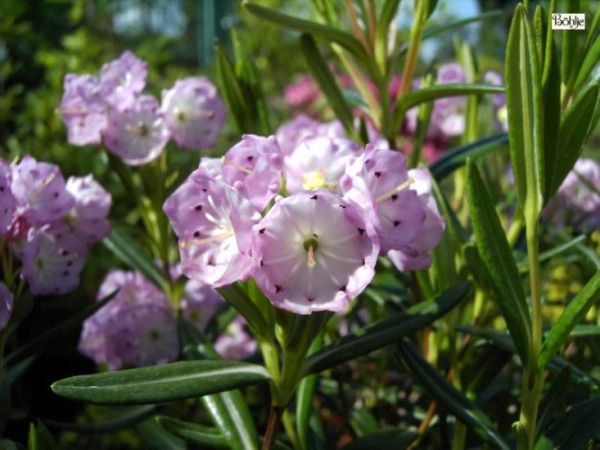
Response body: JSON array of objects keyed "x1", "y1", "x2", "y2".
[
  {"x1": 307, "y1": 245, "x2": 317, "y2": 268},
  {"x1": 180, "y1": 230, "x2": 234, "y2": 248},
  {"x1": 31, "y1": 172, "x2": 57, "y2": 199},
  {"x1": 222, "y1": 157, "x2": 252, "y2": 175},
  {"x1": 375, "y1": 178, "x2": 413, "y2": 203}
]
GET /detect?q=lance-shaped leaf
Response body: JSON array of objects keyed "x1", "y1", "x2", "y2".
[
  {"x1": 104, "y1": 226, "x2": 167, "y2": 291},
  {"x1": 536, "y1": 366, "x2": 571, "y2": 438},
  {"x1": 505, "y1": 4, "x2": 544, "y2": 219},
  {"x1": 156, "y1": 416, "x2": 227, "y2": 448},
  {"x1": 303, "y1": 282, "x2": 471, "y2": 375},
  {"x1": 429, "y1": 133, "x2": 508, "y2": 181},
  {"x1": 538, "y1": 271, "x2": 600, "y2": 370},
  {"x1": 466, "y1": 160, "x2": 531, "y2": 364},
  {"x1": 396, "y1": 342, "x2": 510, "y2": 450},
  {"x1": 392, "y1": 84, "x2": 504, "y2": 133},
  {"x1": 575, "y1": 35, "x2": 600, "y2": 87},
  {"x1": 299, "y1": 33, "x2": 356, "y2": 135},
  {"x1": 243, "y1": 2, "x2": 368, "y2": 62},
  {"x1": 28, "y1": 421, "x2": 58, "y2": 450},
  {"x1": 546, "y1": 83, "x2": 600, "y2": 200},
  {"x1": 51, "y1": 361, "x2": 272, "y2": 405}
]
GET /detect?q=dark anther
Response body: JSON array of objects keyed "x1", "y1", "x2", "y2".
[
  {"x1": 275, "y1": 285, "x2": 282, "y2": 293},
  {"x1": 310, "y1": 194, "x2": 318, "y2": 200},
  {"x1": 357, "y1": 228, "x2": 365, "y2": 235}
]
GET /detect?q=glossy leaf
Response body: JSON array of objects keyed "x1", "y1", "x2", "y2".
[
  {"x1": 243, "y1": 2, "x2": 368, "y2": 61},
  {"x1": 392, "y1": 84, "x2": 504, "y2": 132},
  {"x1": 466, "y1": 160, "x2": 531, "y2": 364},
  {"x1": 546, "y1": 83, "x2": 600, "y2": 200},
  {"x1": 575, "y1": 35, "x2": 600, "y2": 87},
  {"x1": 342, "y1": 429, "x2": 417, "y2": 450},
  {"x1": 303, "y1": 282, "x2": 471, "y2": 375},
  {"x1": 299, "y1": 33, "x2": 356, "y2": 135},
  {"x1": 429, "y1": 133, "x2": 508, "y2": 181},
  {"x1": 505, "y1": 4, "x2": 544, "y2": 219},
  {"x1": 396, "y1": 342, "x2": 510, "y2": 450},
  {"x1": 536, "y1": 396, "x2": 600, "y2": 450},
  {"x1": 178, "y1": 319, "x2": 260, "y2": 450},
  {"x1": 538, "y1": 271, "x2": 600, "y2": 370},
  {"x1": 51, "y1": 360, "x2": 272, "y2": 405},
  {"x1": 156, "y1": 416, "x2": 227, "y2": 448},
  {"x1": 104, "y1": 226, "x2": 167, "y2": 291}
]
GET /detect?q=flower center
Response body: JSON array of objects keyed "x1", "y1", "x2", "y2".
[
  {"x1": 302, "y1": 169, "x2": 326, "y2": 190},
  {"x1": 303, "y1": 236, "x2": 319, "y2": 268}
]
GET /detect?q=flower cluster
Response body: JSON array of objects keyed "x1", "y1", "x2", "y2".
[
  {"x1": 79, "y1": 268, "x2": 255, "y2": 369},
  {"x1": 164, "y1": 120, "x2": 445, "y2": 315},
  {"x1": 0, "y1": 155, "x2": 111, "y2": 297},
  {"x1": 59, "y1": 51, "x2": 226, "y2": 165},
  {"x1": 542, "y1": 158, "x2": 600, "y2": 233}
]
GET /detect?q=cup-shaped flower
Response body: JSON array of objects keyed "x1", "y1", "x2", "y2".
[
  {"x1": 0, "y1": 282, "x2": 13, "y2": 332},
  {"x1": 342, "y1": 144, "x2": 428, "y2": 254},
  {"x1": 79, "y1": 270, "x2": 178, "y2": 370},
  {"x1": 252, "y1": 189, "x2": 379, "y2": 314},
  {"x1": 387, "y1": 169, "x2": 445, "y2": 271},
  {"x1": 275, "y1": 115, "x2": 345, "y2": 156},
  {"x1": 99, "y1": 50, "x2": 147, "y2": 105},
  {"x1": 65, "y1": 175, "x2": 112, "y2": 246},
  {"x1": 19, "y1": 222, "x2": 88, "y2": 295},
  {"x1": 161, "y1": 77, "x2": 227, "y2": 150},
  {"x1": 284, "y1": 136, "x2": 361, "y2": 193},
  {"x1": 163, "y1": 168, "x2": 261, "y2": 287},
  {"x1": 103, "y1": 95, "x2": 168, "y2": 166},
  {"x1": 222, "y1": 135, "x2": 283, "y2": 210},
  {"x1": 10, "y1": 156, "x2": 75, "y2": 227},
  {"x1": 59, "y1": 74, "x2": 108, "y2": 146},
  {"x1": 0, "y1": 159, "x2": 15, "y2": 236}
]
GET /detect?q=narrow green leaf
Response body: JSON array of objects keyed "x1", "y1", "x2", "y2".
[
  {"x1": 546, "y1": 83, "x2": 600, "y2": 200},
  {"x1": 541, "y1": 11, "x2": 561, "y2": 207},
  {"x1": 156, "y1": 416, "x2": 227, "y2": 448},
  {"x1": 243, "y1": 2, "x2": 368, "y2": 62},
  {"x1": 299, "y1": 33, "x2": 356, "y2": 135},
  {"x1": 214, "y1": 42, "x2": 252, "y2": 134},
  {"x1": 392, "y1": 84, "x2": 504, "y2": 132},
  {"x1": 517, "y1": 235, "x2": 586, "y2": 271},
  {"x1": 567, "y1": 325, "x2": 600, "y2": 337},
  {"x1": 217, "y1": 283, "x2": 273, "y2": 342},
  {"x1": 303, "y1": 282, "x2": 471, "y2": 375},
  {"x1": 536, "y1": 366, "x2": 571, "y2": 438},
  {"x1": 396, "y1": 342, "x2": 510, "y2": 450},
  {"x1": 51, "y1": 360, "x2": 272, "y2": 405},
  {"x1": 466, "y1": 160, "x2": 531, "y2": 364},
  {"x1": 342, "y1": 430, "x2": 417, "y2": 450},
  {"x1": 375, "y1": 0, "x2": 401, "y2": 70},
  {"x1": 28, "y1": 421, "x2": 58, "y2": 450},
  {"x1": 4, "y1": 290, "x2": 118, "y2": 366},
  {"x1": 429, "y1": 133, "x2": 508, "y2": 181},
  {"x1": 560, "y1": 0, "x2": 581, "y2": 84},
  {"x1": 538, "y1": 396, "x2": 600, "y2": 450},
  {"x1": 538, "y1": 271, "x2": 600, "y2": 370},
  {"x1": 296, "y1": 332, "x2": 324, "y2": 450},
  {"x1": 103, "y1": 226, "x2": 167, "y2": 291},
  {"x1": 137, "y1": 418, "x2": 186, "y2": 450},
  {"x1": 42, "y1": 406, "x2": 158, "y2": 433},
  {"x1": 505, "y1": 3, "x2": 544, "y2": 218},
  {"x1": 575, "y1": 35, "x2": 600, "y2": 87}
]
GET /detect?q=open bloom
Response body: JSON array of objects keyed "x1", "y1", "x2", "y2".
[
  {"x1": 99, "y1": 50, "x2": 147, "y2": 105},
  {"x1": 161, "y1": 77, "x2": 227, "y2": 150},
  {"x1": 79, "y1": 270, "x2": 178, "y2": 370},
  {"x1": 252, "y1": 189, "x2": 379, "y2": 314},
  {"x1": 163, "y1": 167, "x2": 261, "y2": 287}
]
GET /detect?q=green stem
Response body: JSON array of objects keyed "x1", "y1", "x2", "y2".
[
  {"x1": 519, "y1": 220, "x2": 544, "y2": 449},
  {"x1": 282, "y1": 409, "x2": 301, "y2": 450},
  {"x1": 397, "y1": 0, "x2": 428, "y2": 99}
]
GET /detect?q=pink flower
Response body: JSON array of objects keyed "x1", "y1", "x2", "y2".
[
  {"x1": 79, "y1": 270, "x2": 178, "y2": 370},
  {"x1": 161, "y1": 77, "x2": 227, "y2": 150},
  {"x1": 99, "y1": 50, "x2": 147, "y2": 105},
  {"x1": 180, "y1": 278, "x2": 224, "y2": 331},
  {"x1": 0, "y1": 158, "x2": 15, "y2": 236},
  {"x1": 65, "y1": 175, "x2": 112, "y2": 246},
  {"x1": 19, "y1": 222, "x2": 88, "y2": 296},
  {"x1": 222, "y1": 135, "x2": 283, "y2": 211},
  {"x1": 58, "y1": 74, "x2": 108, "y2": 146},
  {"x1": 10, "y1": 156, "x2": 75, "y2": 227},
  {"x1": 214, "y1": 316, "x2": 257, "y2": 360},
  {"x1": 284, "y1": 136, "x2": 361, "y2": 193},
  {"x1": 276, "y1": 115, "x2": 346, "y2": 156},
  {"x1": 252, "y1": 190, "x2": 379, "y2": 314},
  {"x1": 103, "y1": 95, "x2": 168, "y2": 165},
  {"x1": 284, "y1": 75, "x2": 320, "y2": 108},
  {"x1": 163, "y1": 168, "x2": 261, "y2": 287}
]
